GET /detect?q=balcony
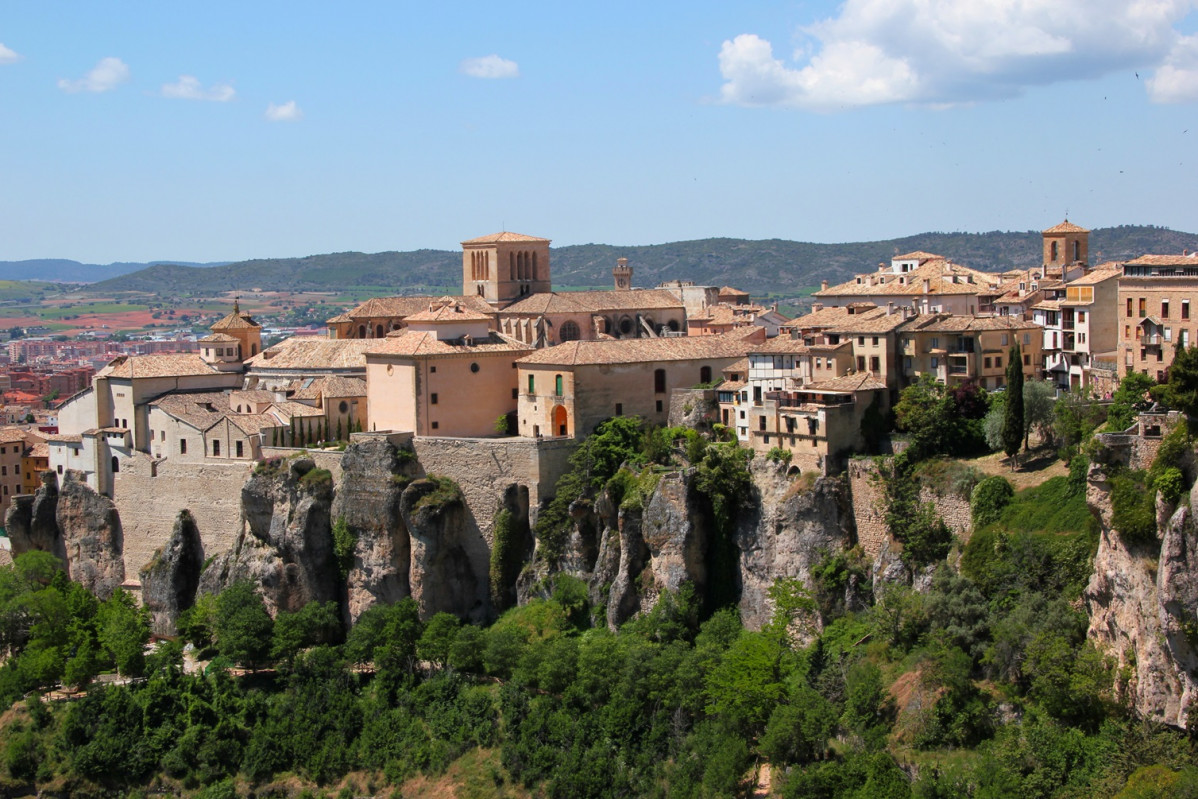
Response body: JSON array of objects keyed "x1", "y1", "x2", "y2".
[
  {"x1": 1141, "y1": 333, "x2": 1162, "y2": 346},
  {"x1": 1063, "y1": 333, "x2": 1076, "y2": 351}
]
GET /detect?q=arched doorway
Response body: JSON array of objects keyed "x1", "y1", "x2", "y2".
[{"x1": 553, "y1": 405, "x2": 568, "y2": 437}]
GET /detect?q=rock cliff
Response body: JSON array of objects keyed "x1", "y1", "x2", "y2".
[
  {"x1": 198, "y1": 458, "x2": 338, "y2": 616},
  {"x1": 1085, "y1": 464, "x2": 1198, "y2": 727},
  {"x1": 140, "y1": 510, "x2": 204, "y2": 636},
  {"x1": 399, "y1": 476, "x2": 488, "y2": 622},
  {"x1": 5, "y1": 470, "x2": 125, "y2": 599}
]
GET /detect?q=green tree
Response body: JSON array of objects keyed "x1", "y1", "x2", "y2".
[
  {"x1": 271, "y1": 600, "x2": 340, "y2": 665},
  {"x1": 214, "y1": 581, "x2": 273, "y2": 670},
  {"x1": 1003, "y1": 343, "x2": 1025, "y2": 461},
  {"x1": 1023, "y1": 379, "x2": 1056, "y2": 449},
  {"x1": 97, "y1": 588, "x2": 150, "y2": 677},
  {"x1": 1107, "y1": 372, "x2": 1155, "y2": 431},
  {"x1": 1154, "y1": 344, "x2": 1198, "y2": 415},
  {"x1": 417, "y1": 612, "x2": 460, "y2": 671}
]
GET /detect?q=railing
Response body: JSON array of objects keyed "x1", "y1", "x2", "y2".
[{"x1": 1141, "y1": 333, "x2": 1161, "y2": 346}]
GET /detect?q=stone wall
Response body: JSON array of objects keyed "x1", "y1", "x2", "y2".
[
  {"x1": 259, "y1": 447, "x2": 346, "y2": 481},
  {"x1": 847, "y1": 457, "x2": 974, "y2": 560},
  {"x1": 111, "y1": 452, "x2": 252, "y2": 589},
  {"x1": 410, "y1": 436, "x2": 577, "y2": 545},
  {"x1": 848, "y1": 458, "x2": 889, "y2": 559}
]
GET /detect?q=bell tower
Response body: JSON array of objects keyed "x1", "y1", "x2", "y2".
[
  {"x1": 613, "y1": 257, "x2": 632, "y2": 290},
  {"x1": 1042, "y1": 220, "x2": 1089, "y2": 269},
  {"x1": 461, "y1": 232, "x2": 552, "y2": 309}
]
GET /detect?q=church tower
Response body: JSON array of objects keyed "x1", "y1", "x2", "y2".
[
  {"x1": 613, "y1": 257, "x2": 632, "y2": 290},
  {"x1": 207, "y1": 298, "x2": 262, "y2": 360},
  {"x1": 461, "y1": 232, "x2": 552, "y2": 309},
  {"x1": 1042, "y1": 220, "x2": 1089, "y2": 269}
]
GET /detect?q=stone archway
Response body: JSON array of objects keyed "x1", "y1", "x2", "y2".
[{"x1": 552, "y1": 405, "x2": 569, "y2": 437}]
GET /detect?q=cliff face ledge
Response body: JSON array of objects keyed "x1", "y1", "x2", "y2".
[
  {"x1": 1085, "y1": 465, "x2": 1198, "y2": 727},
  {"x1": 399, "y1": 477, "x2": 487, "y2": 622},
  {"x1": 199, "y1": 458, "x2": 337, "y2": 616},
  {"x1": 5, "y1": 470, "x2": 125, "y2": 600},
  {"x1": 140, "y1": 510, "x2": 204, "y2": 637},
  {"x1": 330, "y1": 438, "x2": 415, "y2": 624}
]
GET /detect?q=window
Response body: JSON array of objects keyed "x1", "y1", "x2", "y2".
[
  {"x1": 430, "y1": 393, "x2": 438, "y2": 405},
  {"x1": 654, "y1": 369, "x2": 666, "y2": 394},
  {"x1": 857, "y1": 336, "x2": 865, "y2": 345},
  {"x1": 1078, "y1": 311, "x2": 1085, "y2": 322},
  {"x1": 1127, "y1": 298, "x2": 1134, "y2": 317},
  {"x1": 857, "y1": 356, "x2": 866, "y2": 370},
  {"x1": 470, "y1": 362, "x2": 480, "y2": 373},
  {"x1": 1, "y1": 466, "x2": 6, "y2": 475},
  {"x1": 656, "y1": 400, "x2": 664, "y2": 413},
  {"x1": 432, "y1": 422, "x2": 439, "y2": 430},
  {"x1": 700, "y1": 365, "x2": 712, "y2": 383},
  {"x1": 1185, "y1": 300, "x2": 1191, "y2": 320},
  {"x1": 995, "y1": 356, "x2": 1002, "y2": 368},
  {"x1": 213, "y1": 440, "x2": 220, "y2": 456},
  {"x1": 1001, "y1": 334, "x2": 1009, "y2": 346},
  {"x1": 872, "y1": 337, "x2": 879, "y2": 346},
  {"x1": 559, "y1": 321, "x2": 580, "y2": 342},
  {"x1": 870, "y1": 356, "x2": 880, "y2": 372},
  {"x1": 1024, "y1": 354, "x2": 1030, "y2": 366},
  {"x1": 555, "y1": 375, "x2": 564, "y2": 396},
  {"x1": 1163, "y1": 301, "x2": 1171, "y2": 319},
  {"x1": 1139, "y1": 298, "x2": 1147, "y2": 317},
  {"x1": 984, "y1": 357, "x2": 991, "y2": 369},
  {"x1": 236, "y1": 441, "x2": 244, "y2": 458},
  {"x1": 512, "y1": 388, "x2": 518, "y2": 399},
  {"x1": 931, "y1": 357, "x2": 939, "y2": 368},
  {"x1": 180, "y1": 439, "x2": 187, "y2": 454},
  {"x1": 111, "y1": 456, "x2": 119, "y2": 474},
  {"x1": 527, "y1": 375, "x2": 535, "y2": 394},
  {"x1": 759, "y1": 417, "x2": 767, "y2": 431},
  {"x1": 615, "y1": 403, "x2": 623, "y2": 416},
  {"x1": 930, "y1": 337, "x2": 939, "y2": 349},
  {"x1": 430, "y1": 366, "x2": 436, "y2": 373},
  {"x1": 1023, "y1": 334, "x2": 1031, "y2": 345}
]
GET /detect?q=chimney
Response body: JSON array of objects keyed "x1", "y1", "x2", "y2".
[
  {"x1": 820, "y1": 280, "x2": 828, "y2": 291},
  {"x1": 887, "y1": 301, "x2": 894, "y2": 316},
  {"x1": 922, "y1": 279, "x2": 930, "y2": 293},
  {"x1": 812, "y1": 303, "x2": 823, "y2": 312}
]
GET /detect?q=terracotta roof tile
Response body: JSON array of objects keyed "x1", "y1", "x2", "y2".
[
  {"x1": 1125, "y1": 253, "x2": 1198, "y2": 267},
  {"x1": 500, "y1": 289, "x2": 683, "y2": 315},
  {"x1": 366, "y1": 330, "x2": 531, "y2": 358},
  {"x1": 97, "y1": 354, "x2": 219, "y2": 379},
  {"x1": 246, "y1": 338, "x2": 373, "y2": 371},
  {"x1": 814, "y1": 260, "x2": 1003, "y2": 298},
  {"x1": 461, "y1": 231, "x2": 550, "y2": 244},
  {"x1": 516, "y1": 332, "x2": 756, "y2": 367},
  {"x1": 1043, "y1": 220, "x2": 1089, "y2": 234}
]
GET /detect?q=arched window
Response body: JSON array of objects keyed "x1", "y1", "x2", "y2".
[
  {"x1": 559, "y1": 320, "x2": 580, "y2": 341},
  {"x1": 654, "y1": 368, "x2": 666, "y2": 394},
  {"x1": 358, "y1": 325, "x2": 366, "y2": 339},
  {"x1": 510, "y1": 252, "x2": 516, "y2": 280},
  {"x1": 700, "y1": 366, "x2": 712, "y2": 383},
  {"x1": 111, "y1": 456, "x2": 119, "y2": 474},
  {"x1": 532, "y1": 252, "x2": 539, "y2": 280},
  {"x1": 376, "y1": 324, "x2": 384, "y2": 338},
  {"x1": 619, "y1": 317, "x2": 633, "y2": 336},
  {"x1": 1073, "y1": 240, "x2": 1081, "y2": 261},
  {"x1": 251, "y1": 343, "x2": 258, "y2": 355},
  {"x1": 1050, "y1": 241, "x2": 1059, "y2": 261},
  {"x1": 667, "y1": 319, "x2": 680, "y2": 332}
]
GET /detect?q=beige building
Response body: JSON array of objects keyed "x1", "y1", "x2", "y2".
[
  {"x1": 898, "y1": 314, "x2": 1043, "y2": 389},
  {"x1": 326, "y1": 295, "x2": 495, "y2": 340},
  {"x1": 365, "y1": 301, "x2": 533, "y2": 437},
  {"x1": 516, "y1": 331, "x2": 762, "y2": 438},
  {"x1": 0, "y1": 428, "x2": 38, "y2": 520},
  {"x1": 813, "y1": 252, "x2": 1004, "y2": 316},
  {"x1": 1036, "y1": 264, "x2": 1120, "y2": 390},
  {"x1": 1118, "y1": 252, "x2": 1198, "y2": 381}
]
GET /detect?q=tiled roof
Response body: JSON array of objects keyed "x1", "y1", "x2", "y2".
[
  {"x1": 1033, "y1": 300, "x2": 1062, "y2": 311},
  {"x1": 404, "y1": 302, "x2": 492, "y2": 323},
  {"x1": 461, "y1": 232, "x2": 550, "y2": 244},
  {"x1": 826, "y1": 312, "x2": 909, "y2": 334},
  {"x1": 1066, "y1": 263, "x2": 1121, "y2": 285},
  {"x1": 806, "y1": 373, "x2": 888, "y2": 393},
  {"x1": 1043, "y1": 220, "x2": 1089, "y2": 234},
  {"x1": 722, "y1": 357, "x2": 749, "y2": 375},
  {"x1": 787, "y1": 304, "x2": 877, "y2": 329},
  {"x1": 26, "y1": 442, "x2": 49, "y2": 458},
  {"x1": 267, "y1": 401, "x2": 326, "y2": 421},
  {"x1": 97, "y1": 354, "x2": 219, "y2": 379},
  {"x1": 1125, "y1": 253, "x2": 1198, "y2": 267},
  {"x1": 246, "y1": 338, "x2": 373, "y2": 371},
  {"x1": 499, "y1": 289, "x2": 683, "y2": 315},
  {"x1": 325, "y1": 313, "x2": 352, "y2": 324},
  {"x1": 899, "y1": 314, "x2": 1038, "y2": 334},
  {"x1": 227, "y1": 413, "x2": 280, "y2": 435},
  {"x1": 150, "y1": 392, "x2": 232, "y2": 429},
  {"x1": 366, "y1": 330, "x2": 531, "y2": 358},
  {"x1": 210, "y1": 309, "x2": 261, "y2": 331},
  {"x1": 516, "y1": 332, "x2": 756, "y2": 367},
  {"x1": 0, "y1": 427, "x2": 30, "y2": 443},
  {"x1": 815, "y1": 260, "x2": 1002, "y2": 298},
  {"x1": 230, "y1": 389, "x2": 277, "y2": 404},
  {"x1": 893, "y1": 251, "x2": 944, "y2": 261},
  {"x1": 718, "y1": 286, "x2": 750, "y2": 296},
  {"x1": 292, "y1": 376, "x2": 367, "y2": 400},
  {"x1": 45, "y1": 434, "x2": 83, "y2": 444},
  {"x1": 347, "y1": 294, "x2": 494, "y2": 320},
  {"x1": 198, "y1": 333, "x2": 239, "y2": 343},
  {"x1": 750, "y1": 337, "x2": 810, "y2": 354}
]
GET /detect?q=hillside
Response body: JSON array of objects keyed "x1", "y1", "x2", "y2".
[
  {"x1": 86, "y1": 225, "x2": 1198, "y2": 299},
  {"x1": 0, "y1": 259, "x2": 228, "y2": 283}
]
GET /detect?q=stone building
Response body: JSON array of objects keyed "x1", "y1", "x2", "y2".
[
  {"x1": 364, "y1": 300, "x2": 533, "y2": 437},
  {"x1": 515, "y1": 330, "x2": 763, "y2": 439},
  {"x1": 813, "y1": 252, "x2": 1003, "y2": 316},
  {"x1": 898, "y1": 314, "x2": 1043, "y2": 389},
  {"x1": 1118, "y1": 252, "x2": 1198, "y2": 381},
  {"x1": 1036, "y1": 263, "x2": 1121, "y2": 390}
]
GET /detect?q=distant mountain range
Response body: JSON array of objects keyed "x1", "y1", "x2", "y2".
[
  {"x1": 8, "y1": 225, "x2": 1197, "y2": 298},
  {"x1": 0, "y1": 259, "x2": 229, "y2": 284}
]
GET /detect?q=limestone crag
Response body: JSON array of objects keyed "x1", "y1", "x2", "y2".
[
  {"x1": 399, "y1": 477, "x2": 487, "y2": 622},
  {"x1": 199, "y1": 458, "x2": 337, "y2": 616},
  {"x1": 330, "y1": 439, "x2": 417, "y2": 623},
  {"x1": 1085, "y1": 464, "x2": 1198, "y2": 727},
  {"x1": 5, "y1": 471, "x2": 66, "y2": 564},
  {"x1": 737, "y1": 460, "x2": 856, "y2": 631},
  {"x1": 140, "y1": 510, "x2": 204, "y2": 636},
  {"x1": 57, "y1": 472, "x2": 126, "y2": 599}
]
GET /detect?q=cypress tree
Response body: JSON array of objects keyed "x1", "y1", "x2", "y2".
[
  {"x1": 1002, "y1": 342, "x2": 1024, "y2": 462},
  {"x1": 271, "y1": 427, "x2": 278, "y2": 447},
  {"x1": 290, "y1": 417, "x2": 297, "y2": 447},
  {"x1": 336, "y1": 418, "x2": 343, "y2": 442}
]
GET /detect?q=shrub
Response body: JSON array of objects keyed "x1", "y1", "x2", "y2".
[
  {"x1": 1155, "y1": 466, "x2": 1186, "y2": 505},
  {"x1": 971, "y1": 475, "x2": 1015, "y2": 527},
  {"x1": 766, "y1": 446, "x2": 793, "y2": 465},
  {"x1": 1111, "y1": 471, "x2": 1157, "y2": 543},
  {"x1": 412, "y1": 475, "x2": 464, "y2": 511}
]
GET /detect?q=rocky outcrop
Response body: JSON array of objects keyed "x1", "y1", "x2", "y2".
[
  {"x1": 737, "y1": 460, "x2": 856, "y2": 630},
  {"x1": 5, "y1": 471, "x2": 66, "y2": 564},
  {"x1": 330, "y1": 439, "x2": 416, "y2": 623},
  {"x1": 9, "y1": 471, "x2": 127, "y2": 599},
  {"x1": 1085, "y1": 464, "x2": 1198, "y2": 727},
  {"x1": 400, "y1": 476, "x2": 487, "y2": 622},
  {"x1": 199, "y1": 458, "x2": 337, "y2": 616},
  {"x1": 140, "y1": 510, "x2": 204, "y2": 636}
]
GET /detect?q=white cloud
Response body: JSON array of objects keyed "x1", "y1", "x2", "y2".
[
  {"x1": 459, "y1": 54, "x2": 520, "y2": 79},
  {"x1": 0, "y1": 43, "x2": 20, "y2": 64},
  {"x1": 265, "y1": 100, "x2": 302, "y2": 122},
  {"x1": 57, "y1": 56, "x2": 130, "y2": 93},
  {"x1": 718, "y1": 0, "x2": 1198, "y2": 110},
  {"x1": 1148, "y1": 33, "x2": 1198, "y2": 102},
  {"x1": 161, "y1": 75, "x2": 235, "y2": 102}
]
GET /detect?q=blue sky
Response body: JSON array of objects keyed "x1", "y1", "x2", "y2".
[{"x1": 2, "y1": 1, "x2": 1197, "y2": 263}]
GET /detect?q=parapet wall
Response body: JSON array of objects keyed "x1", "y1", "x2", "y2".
[
  {"x1": 411, "y1": 436, "x2": 577, "y2": 545},
  {"x1": 847, "y1": 457, "x2": 974, "y2": 560},
  {"x1": 111, "y1": 453, "x2": 253, "y2": 588}
]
